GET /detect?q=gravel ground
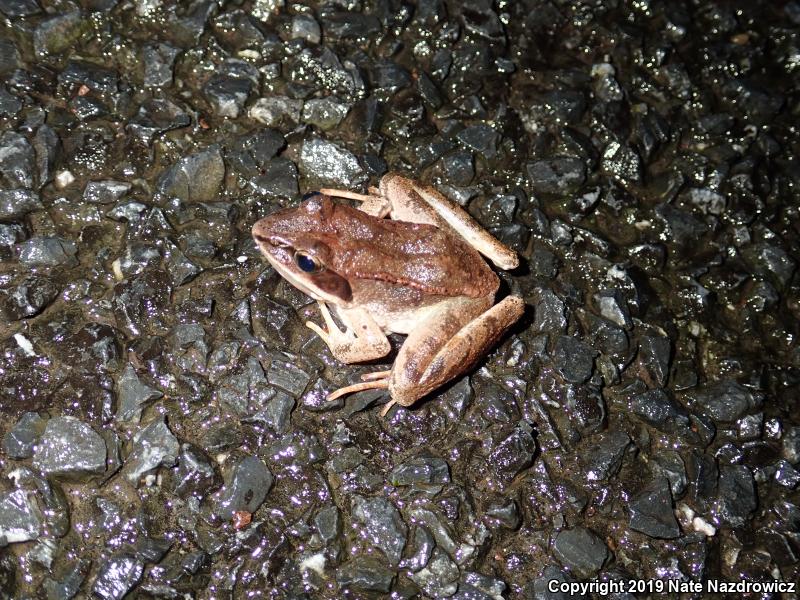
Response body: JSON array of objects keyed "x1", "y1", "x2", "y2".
[{"x1": 1, "y1": 0, "x2": 799, "y2": 598}]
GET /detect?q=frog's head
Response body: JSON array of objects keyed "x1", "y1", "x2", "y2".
[{"x1": 252, "y1": 192, "x2": 353, "y2": 303}]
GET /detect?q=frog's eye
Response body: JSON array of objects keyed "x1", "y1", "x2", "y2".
[
  {"x1": 294, "y1": 252, "x2": 322, "y2": 273},
  {"x1": 302, "y1": 191, "x2": 321, "y2": 200}
]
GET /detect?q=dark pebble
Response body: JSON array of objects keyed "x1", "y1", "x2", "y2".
[
  {"x1": 715, "y1": 464, "x2": 757, "y2": 527},
  {"x1": 0, "y1": 0, "x2": 40, "y2": 17},
  {"x1": 211, "y1": 455, "x2": 273, "y2": 520},
  {"x1": 2, "y1": 412, "x2": 45, "y2": 459},
  {"x1": 92, "y1": 553, "x2": 144, "y2": 600},
  {"x1": 0, "y1": 132, "x2": 35, "y2": 189},
  {"x1": 629, "y1": 388, "x2": 690, "y2": 432},
  {"x1": 299, "y1": 137, "x2": 366, "y2": 187},
  {"x1": 390, "y1": 454, "x2": 450, "y2": 487},
  {"x1": 17, "y1": 236, "x2": 78, "y2": 267},
  {"x1": 171, "y1": 443, "x2": 220, "y2": 499},
  {"x1": 157, "y1": 146, "x2": 225, "y2": 203},
  {"x1": 688, "y1": 379, "x2": 759, "y2": 423},
  {"x1": 628, "y1": 478, "x2": 680, "y2": 539},
  {"x1": 121, "y1": 417, "x2": 179, "y2": 485},
  {"x1": 552, "y1": 527, "x2": 609, "y2": 576},
  {"x1": 32, "y1": 416, "x2": 107, "y2": 479},
  {"x1": 552, "y1": 335, "x2": 596, "y2": 383},
  {"x1": 249, "y1": 158, "x2": 298, "y2": 199},
  {"x1": 456, "y1": 124, "x2": 500, "y2": 160},
  {"x1": 351, "y1": 495, "x2": 407, "y2": 565},
  {"x1": 527, "y1": 157, "x2": 586, "y2": 196},
  {"x1": 582, "y1": 429, "x2": 631, "y2": 481},
  {"x1": 0, "y1": 189, "x2": 42, "y2": 220},
  {"x1": 488, "y1": 423, "x2": 537, "y2": 486},
  {"x1": 1, "y1": 275, "x2": 58, "y2": 320},
  {"x1": 335, "y1": 556, "x2": 394, "y2": 593},
  {"x1": 82, "y1": 180, "x2": 130, "y2": 205},
  {"x1": 0, "y1": 488, "x2": 42, "y2": 545},
  {"x1": 115, "y1": 364, "x2": 163, "y2": 423}
]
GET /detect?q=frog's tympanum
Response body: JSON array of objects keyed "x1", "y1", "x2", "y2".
[{"x1": 252, "y1": 174, "x2": 525, "y2": 415}]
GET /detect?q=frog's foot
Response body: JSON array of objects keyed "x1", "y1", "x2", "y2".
[
  {"x1": 305, "y1": 303, "x2": 391, "y2": 363},
  {"x1": 319, "y1": 187, "x2": 391, "y2": 218},
  {"x1": 326, "y1": 369, "x2": 396, "y2": 415},
  {"x1": 326, "y1": 377, "x2": 389, "y2": 402}
]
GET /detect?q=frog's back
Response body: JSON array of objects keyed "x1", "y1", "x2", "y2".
[{"x1": 327, "y1": 203, "x2": 499, "y2": 299}]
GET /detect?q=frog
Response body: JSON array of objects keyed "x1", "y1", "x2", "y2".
[{"x1": 252, "y1": 173, "x2": 525, "y2": 415}]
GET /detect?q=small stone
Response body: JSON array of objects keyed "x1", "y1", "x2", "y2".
[
  {"x1": 455, "y1": 124, "x2": 500, "y2": 159},
  {"x1": 552, "y1": 527, "x2": 609, "y2": 576},
  {"x1": 583, "y1": 429, "x2": 630, "y2": 481},
  {"x1": 0, "y1": 489, "x2": 43, "y2": 546},
  {"x1": 715, "y1": 464, "x2": 757, "y2": 527},
  {"x1": 18, "y1": 237, "x2": 78, "y2": 267},
  {"x1": 629, "y1": 388, "x2": 689, "y2": 432},
  {"x1": 92, "y1": 553, "x2": 144, "y2": 600},
  {"x1": 301, "y1": 97, "x2": 350, "y2": 130},
  {"x1": 211, "y1": 455, "x2": 273, "y2": 520},
  {"x1": 600, "y1": 141, "x2": 642, "y2": 186},
  {"x1": 122, "y1": 417, "x2": 179, "y2": 486},
  {"x1": 527, "y1": 157, "x2": 586, "y2": 195},
  {"x1": 351, "y1": 495, "x2": 407, "y2": 565},
  {"x1": 249, "y1": 158, "x2": 298, "y2": 198},
  {"x1": 291, "y1": 13, "x2": 321, "y2": 44},
  {"x1": 0, "y1": 85, "x2": 22, "y2": 117},
  {"x1": 314, "y1": 505, "x2": 340, "y2": 543},
  {"x1": 0, "y1": 0, "x2": 41, "y2": 17},
  {"x1": 204, "y1": 74, "x2": 252, "y2": 118},
  {"x1": 488, "y1": 423, "x2": 536, "y2": 486},
  {"x1": 299, "y1": 137, "x2": 366, "y2": 187},
  {"x1": 593, "y1": 289, "x2": 631, "y2": 329},
  {"x1": 628, "y1": 478, "x2": 680, "y2": 539},
  {"x1": 1, "y1": 275, "x2": 59, "y2": 320},
  {"x1": 336, "y1": 556, "x2": 394, "y2": 593},
  {"x1": 552, "y1": 335, "x2": 596, "y2": 383},
  {"x1": 143, "y1": 43, "x2": 180, "y2": 88},
  {"x1": 638, "y1": 335, "x2": 671, "y2": 386},
  {"x1": 2, "y1": 412, "x2": 45, "y2": 459},
  {"x1": 410, "y1": 547, "x2": 460, "y2": 597},
  {"x1": 32, "y1": 416, "x2": 107, "y2": 479},
  {"x1": 0, "y1": 189, "x2": 42, "y2": 220},
  {"x1": 322, "y1": 12, "x2": 382, "y2": 39},
  {"x1": 83, "y1": 180, "x2": 131, "y2": 204},
  {"x1": 689, "y1": 380, "x2": 758, "y2": 423},
  {"x1": 441, "y1": 150, "x2": 474, "y2": 184},
  {"x1": 116, "y1": 364, "x2": 163, "y2": 423},
  {"x1": 157, "y1": 146, "x2": 225, "y2": 203},
  {"x1": 127, "y1": 99, "x2": 190, "y2": 142},
  {"x1": 33, "y1": 12, "x2": 89, "y2": 58},
  {"x1": 0, "y1": 132, "x2": 35, "y2": 189},
  {"x1": 390, "y1": 454, "x2": 450, "y2": 487},
  {"x1": 248, "y1": 96, "x2": 303, "y2": 126}
]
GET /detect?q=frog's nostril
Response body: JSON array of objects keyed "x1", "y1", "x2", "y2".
[{"x1": 302, "y1": 191, "x2": 321, "y2": 200}]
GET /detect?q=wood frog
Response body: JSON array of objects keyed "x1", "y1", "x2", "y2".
[{"x1": 252, "y1": 173, "x2": 525, "y2": 415}]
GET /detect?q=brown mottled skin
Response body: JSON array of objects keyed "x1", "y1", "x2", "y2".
[{"x1": 252, "y1": 173, "x2": 525, "y2": 414}]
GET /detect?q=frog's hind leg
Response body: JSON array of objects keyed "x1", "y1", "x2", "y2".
[
  {"x1": 389, "y1": 295, "x2": 526, "y2": 409},
  {"x1": 318, "y1": 187, "x2": 390, "y2": 218}
]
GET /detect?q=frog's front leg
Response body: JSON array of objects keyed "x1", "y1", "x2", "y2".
[{"x1": 306, "y1": 302, "x2": 390, "y2": 363}]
